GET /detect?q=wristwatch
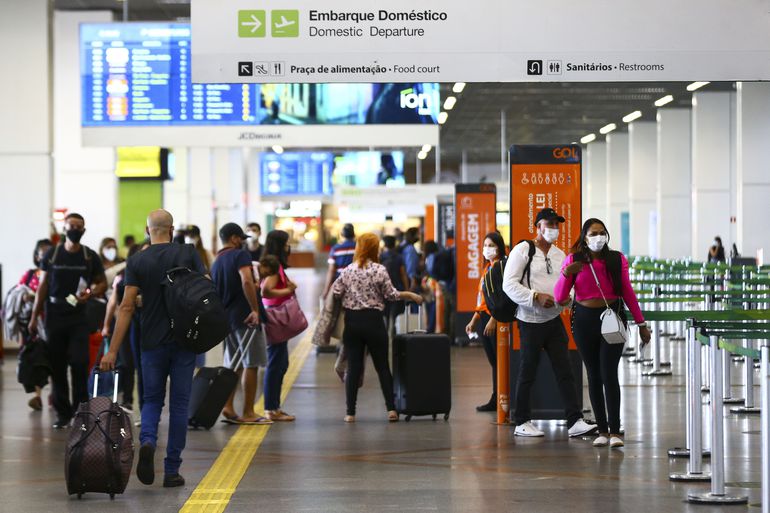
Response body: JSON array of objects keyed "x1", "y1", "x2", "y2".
[{"x1": 533, "y1": 292, "x2": 539, "y2": 302}]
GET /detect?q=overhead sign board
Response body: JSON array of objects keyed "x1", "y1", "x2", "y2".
[{"x1": 192, "y1": 0, "x2": 770, "y2": 83}]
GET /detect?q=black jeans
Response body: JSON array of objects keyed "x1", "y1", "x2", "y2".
[
  {"x1": 343, "y1": 309, "x2": 395, "y2": 416},
  {"x1": 571, "y1": 303, "x2": 625, "y2": 434},
  {"x1": 46, "y1": 318, "x2": 90, "y2": 422},
  {"x1": 514, "y1": 317, "x2": 582, "y2": 427},
  {"x1": 477, "y1": 312, "x2": 497, "y2": 398}
]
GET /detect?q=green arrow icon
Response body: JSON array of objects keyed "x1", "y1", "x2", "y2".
[{"x1": 238, "y1": 10, "x2": 266, "y2": 38}]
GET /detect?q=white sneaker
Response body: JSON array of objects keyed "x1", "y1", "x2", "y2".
[
  {"x1": 609, "y1": 436, "x2": 624, "y2": 448},
  {"x1": 514, "y1": 421, "x2": 545, "y2": 437},
  {"x1": 593, "y1": 434, "x2": 609, "y2": 447},
  {"x1": 568, "y1": 419, "x2": 598, "y2": 438}
]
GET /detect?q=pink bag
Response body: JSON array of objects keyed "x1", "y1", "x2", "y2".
[{"x1": 264, "y1": 295, "x2": 308, "y2": 344}]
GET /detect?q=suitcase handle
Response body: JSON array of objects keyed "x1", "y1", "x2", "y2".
[
  {"x1": 92, "y1": 369, "x2": 120, "y2": 403},
  {"x1": 405, "y1": 302, "x2": 426, "y2": 334}
]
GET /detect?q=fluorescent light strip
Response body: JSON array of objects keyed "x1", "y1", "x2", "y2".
[
  {"x1": 452, "y1": 82, "x2": 466, "y2": 93},
  {"x1": 443, "y1": 96, "x2": 457, "y2": 110},
  {"x1": 599, "y1": 123, "x2": 617, "y2": 135},
  {"x1": 654, "y1": 95, "x2": 674, "y2": 107},
  {"x1": 580, "y1": 133, "x2": 596, "y2": 144},
  {"x1": 438, "y1": 111, "x2": 448, "y2": 124},
  {"x1": 622, "y1": 110, "x2": 642, "y2": 123},
  {"x1": 687, "y1": 81, "x2": 710, "y2": 92}
]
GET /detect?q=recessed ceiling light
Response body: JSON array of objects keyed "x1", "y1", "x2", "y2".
[
  {"x1": 421, "y1": 144, "x2": 432, "y2": 153},
  {"x1": 622, "y1": 111, "x2": 642, "y2": 123},
  {"x1": 599, "y1": 123, "x2": 617, "y2": 135},
  {"x1": 418, "y1": 151, "x2": 428, "y2": 160},
  {"x1": 438, "y1": 111, "x2": 448, "y2": 124},
  {"x1": 452, "y1": 83, "x2": 466, "y2": 93},
  {"x1": 443, "y1": 96, "x2": 457, "y2": 110},
  {"x1": 580, "y1": 133, "x2": 597, "y2": 144},
  {"x1": 271, "y1": 145, "x2": 284, "y2": 154},
  {"x1": 687, "y1": 82, "x2": 710, "y2": 92},
  {"x1": 654, "y1": 95, "x2": 674, "y2": 107}
]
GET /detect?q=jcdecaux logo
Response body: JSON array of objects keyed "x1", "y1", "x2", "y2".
[{"x1": 239, "y1": 9, "x2": 299, "y2": 38}]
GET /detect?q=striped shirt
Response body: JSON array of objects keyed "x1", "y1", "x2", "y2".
[{"x1": 328, "y1": 240, "x2": 356, "y2": 277}]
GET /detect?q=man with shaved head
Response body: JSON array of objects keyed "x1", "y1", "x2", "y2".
[{"x1": 101, "y1": 209, "x2": 207, "y2": 489}]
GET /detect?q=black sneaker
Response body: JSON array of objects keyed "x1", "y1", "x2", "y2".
[
  {"x1": 476, "y1": 401, "x2": 496, "y2": 412},
  {"x1": 52, "y1": 419, "x2": 70, "y2": 429},
  {"x1": 137, "y1": 442, "x2": 155, "y2": 485},
  {"x1": 163, "y1": 474, "x2": 185, "y2": 488}
]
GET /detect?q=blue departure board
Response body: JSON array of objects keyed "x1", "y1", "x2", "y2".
[
  {"x1": 261, "y1": 152, "x2": 335, "y2": 196},
  {"x1": 81, "y1": 23, "x2": 440, "y2": 127}
]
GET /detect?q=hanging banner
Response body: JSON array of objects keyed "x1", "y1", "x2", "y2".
[
  {"x1": 436, "y1": 195, "x2": 455, "y2": 249},
  {"x1": 192, "y1": 0, "x2": 770, "y2": 83},
  {"x1": 455, "y1": 183, "x2": 496, "y2": 317},
  {"x1": 424, "y1": 204, "x2": 436, "y2": 242}
]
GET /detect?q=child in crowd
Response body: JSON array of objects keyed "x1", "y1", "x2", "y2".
[{"x1": 258, "y1": 255, "x2": 281, "y2": 282}]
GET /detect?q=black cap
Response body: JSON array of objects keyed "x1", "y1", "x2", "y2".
[
  {"x1": 342, "y1": 223, "x2": 355, "y2": 240},
  {"x1": 535, "y1": 208, "x2": 565, "y2": 226},
  {"x1": 219, "y1": 222, "x2": 248, "y2": 241}
]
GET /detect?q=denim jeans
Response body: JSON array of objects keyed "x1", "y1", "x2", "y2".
[
  {"x1": 140, "y1": 343, "x2": 196, "y2": 475},
  {"x1": 264, "y1": 342, "x2": 289, "y2": 411}
]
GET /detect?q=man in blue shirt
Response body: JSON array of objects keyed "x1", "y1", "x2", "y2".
[
  {"x1": 210, "y1": 223, "x2": 270, "y2": 425},
  {"x1": 402, "y1": 227, "x2": 421, "y2": 291},
  {"x1": 322, "y1": 223, "x2": 356, "y2": 298}
]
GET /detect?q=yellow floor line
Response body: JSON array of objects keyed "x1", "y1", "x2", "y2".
[{"x1": 180, "y1": 331, "x2": 315, "y2": 513}]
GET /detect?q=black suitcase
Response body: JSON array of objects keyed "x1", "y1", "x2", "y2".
[
  {"x1": 188, "y1": 328, "x2": 254, "y2": 429},
  {"x1": 392, "y1": 306, "x2": 452, "y2": 421},
  {"x1": 65, "y1": 371, "x2": 134, "y2": 500}
]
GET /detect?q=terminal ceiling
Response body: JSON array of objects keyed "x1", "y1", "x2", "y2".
[{"x1": 56, "y1": 0, "x2": 732, "y2": 170}]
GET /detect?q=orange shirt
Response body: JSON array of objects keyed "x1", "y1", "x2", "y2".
[{"x1": 475, "y1": 261, "x2": 493, "y2": 315}]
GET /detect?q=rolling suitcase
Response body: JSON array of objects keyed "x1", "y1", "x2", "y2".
[
  {"x1": 187, "y1": 328, "x2": 255, "y2": 429},
  {"x1": 65, "y1": 371, "x2": 134, "y2": 500},
  {"x1": 392, "y1": 305, "x2": 452, "y2": 422}
]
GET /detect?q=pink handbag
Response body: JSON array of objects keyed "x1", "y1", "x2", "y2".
[{"x1": 264, "y1": 295, "x2": 308, "y2": 344}]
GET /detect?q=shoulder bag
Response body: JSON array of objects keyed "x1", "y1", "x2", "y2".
[
  {"x1": 587, "y1": 261, "x2": 628, "y2": 345},
  {"x1": 263, "y1": 268, "x2": 308, "y2": 344}
]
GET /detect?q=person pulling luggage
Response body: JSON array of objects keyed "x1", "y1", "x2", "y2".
[
  {"x1": 100, "y1": 209, "x2": 207, "y2": 488},
  {"x1": 331, "y1": 233, "x2": 423, "y2": 423},
  {"x1": 502, "y1": 208, "x2": 596, "y2": 439}
]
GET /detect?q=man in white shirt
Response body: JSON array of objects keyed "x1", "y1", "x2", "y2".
[{"x1": 502, "y1": 208, "x2": 595, "y2": 438}]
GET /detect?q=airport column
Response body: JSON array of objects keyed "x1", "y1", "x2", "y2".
[
  {"x1": 691, "y1": 91, "x2": 734, "y2": 260},
  {"x1": 0, "y1": 0, "x2": 53, "y2": 300},
  {"x1": 584, "y1": 141, "x2": 607, "y2": 220},
  {"x1": 656, "y1": 109, "x2": 692, "y2": 260},
  {"x1": 735, "y1": 82, "x2": 770, "y2": 260},
  {"x1": 628, "y1": 121, "x2": 657, "y2": 257},
  {"x1": 188, "y1": 147, "x2": 216, "y2": 248},
  {"x1": 606, "y1": 132, "x2": 630, "y2": 253}
]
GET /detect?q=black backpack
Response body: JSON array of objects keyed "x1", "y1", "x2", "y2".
[
  {"x1": 482, "y1": 240, "x2": 536, "y2": 323},
  {"x1": 162, "y1": 267, "x2": 229, "y2": 354}
]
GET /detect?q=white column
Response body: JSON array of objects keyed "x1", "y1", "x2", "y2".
[
  {"x1": 606, "y1": 132, "x2": 630, "y2": 252},
  {"x1": 246, "y1": 149, "x2": 266, "y2": 228},
  {"x1": 691, "y1": 91, "x2": 734, "y2": 260},
  {"x1": 54, "y1": 11, "x2": 116, "y2": 247},
  {"x1": 188, "y1": 147, "x2": 215, "y2": 249},
  {"x1": 585, "y1": 141, "x2": 607, "y2": 221},
  {"x1": 736, "y1": 82, "x2": 770, "y2": 260},
  {"x1": 164, "y1": 147, "x2": 190, "y2": 222},
  {"x1": 657, "y1": 109, "x2": 692, "y2": 260},
  {"x1": 0, "y1": 0, "x2": 52, "y2": 300},
  {"x1": 628, "y1": 121, "x2": 657, "y2": 257}
]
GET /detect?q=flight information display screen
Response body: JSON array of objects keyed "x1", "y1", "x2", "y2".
[
  {"x1": 261, "y1": 152, "x2": 335, "y2": 196},
  {"x1": 81, "y1": 23, "x2": 440, "y2": 127}
]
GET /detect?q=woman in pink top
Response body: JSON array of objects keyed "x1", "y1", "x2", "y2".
[{"x1": 554, "y1": 218, "x2": 651, "y2": 449}]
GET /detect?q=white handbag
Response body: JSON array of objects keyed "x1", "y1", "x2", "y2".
[{"x1": 588, "y1": 262, "x2": 629, "y2": 345}]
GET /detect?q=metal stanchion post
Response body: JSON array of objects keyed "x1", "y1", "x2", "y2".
[
  {"x1": 644, "y1": 286, "x2": 672, "y2": 377},
  {"x1": 671, "y1": 326, "x2": 711, "y2": 476},
  {"x1": 495, "y1": 322, "x2": 511, "y2": 425},
  {"x1": 702, "y1": 291, "x2": 712, "y2": 393},
  {"x1": 687, "y1": 335, "x2": 748, "y2": 504},
  {"x1": 761, "y1": 344, "x2": 770, "y2": 513}
]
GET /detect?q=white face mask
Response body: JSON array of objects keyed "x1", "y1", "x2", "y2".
[
  {"x1": 184, "y1": 236, "x2": 195, "y2": 245},
  {"x1": 102, "y1": 247, "x2": 117, "y2": 262},
  {"x1": 482, "y1": 246, "x2": 498, "y2": 261},
  {"x1": 542, "y1": 227, "x2": 559, "y2": 243},
  {"x1": 586, "y1": 234, "x2": 608, "y2": 252}
]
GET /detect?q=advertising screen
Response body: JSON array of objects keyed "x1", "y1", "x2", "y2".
[
  {"x1": 332, "y1": 151, "x2": 404, "y2": 187},
  {"x1": 81, "y1": 23, "x2": 439, "y2": 127}
]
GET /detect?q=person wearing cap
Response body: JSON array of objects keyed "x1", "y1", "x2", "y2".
[
  {"x1": 210, "y1": 223, "x2": 271, "y2": 425},
  {"x1": 322, "y1": 223, "x2": 357, "y2": 299},
  {"x1": 502, "y1": 208, "x2": 596, "y2": 439}
]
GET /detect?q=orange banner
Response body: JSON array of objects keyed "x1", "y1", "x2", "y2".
[
  {"x1": 425, "y1": 204, "x2": 435, "y2": 242},
  {"x1": 509, "y1": 145, "x2": 582, "y2": 349},
  {"x1": 455, "y1": 183, "x2": 497, "y2": 313}
]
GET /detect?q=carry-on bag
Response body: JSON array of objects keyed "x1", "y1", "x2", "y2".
[
  {"x1": 188, "y1": 328, "x2": 256, "y2": 429},
  {"x1": 392, "y1": 305, "x2": 452, "y2": 421},
  {"x1": 65, "y1": 370, "x2": 134, "y2": 500}
]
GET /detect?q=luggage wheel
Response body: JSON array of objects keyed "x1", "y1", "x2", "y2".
[
  {"x1": 77, "y1": 494, "x2": 83, "y2": 500},
  {"x1": 110, "y1": 493, "x2": 115, "y2": 500},
  {"x1": 405, "y1": 415, "x2": 412, "y2": 422}
]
